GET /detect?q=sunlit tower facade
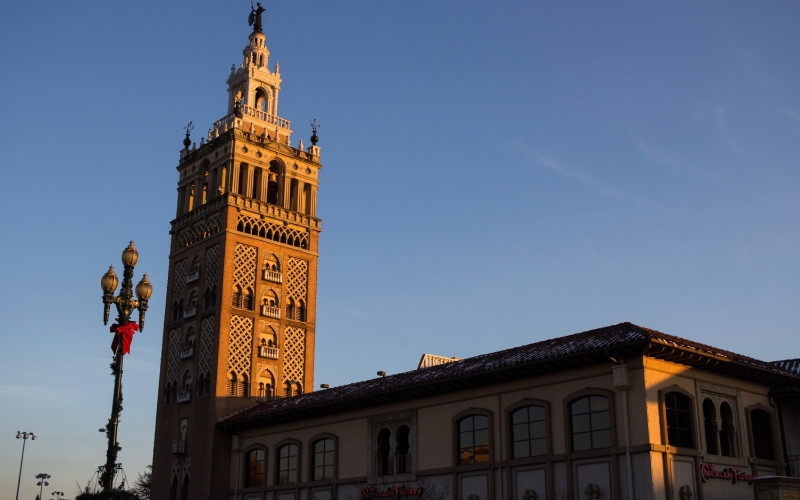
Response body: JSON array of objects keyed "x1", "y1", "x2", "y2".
[{"x1": 151, "y1": 11, "x2": 322, "y2": 499}]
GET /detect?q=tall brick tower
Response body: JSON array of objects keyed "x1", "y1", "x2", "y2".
[{"x1": 151, "y1": 7, "x2": 322, "y2": 498}]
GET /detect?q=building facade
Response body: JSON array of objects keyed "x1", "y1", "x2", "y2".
[
  {"x1": 149, "y1": 9, "x2": 800, "y2": 500},
  {"x1": 219, "y1": 323, "x2": 800, "y2": 500},
  {"x1": 151, "y1": 10, "x2": 322, "y2": 500}
]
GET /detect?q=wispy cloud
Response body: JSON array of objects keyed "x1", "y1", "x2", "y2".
[
  {"x1": 778, "y1": 106, "x2": 800, "y2": 121},
  {"x1": 634, "y1": 137, "x2": 718, "y2": 180},
  {"x1": 535, "y1": 155, "x2": 674, "y2": 215}
]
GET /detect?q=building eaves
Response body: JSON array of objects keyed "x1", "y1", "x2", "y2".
[{"x1": 219, "y1": 322, "x2": 800, "y2": 431}]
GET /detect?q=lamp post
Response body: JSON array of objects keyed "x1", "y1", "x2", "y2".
[
  {"x1": 99, "y1": 241, "x2": 152, "y2": 492},
  {"x1": 15, "y1": 431, "x2": 36, "y2": 500},
  {"x1": 52, "y1": 491, "x2": 64, "y2": 500},
  {"x1": 36, "y1": 473, "x2": 50, "y2": 500}
]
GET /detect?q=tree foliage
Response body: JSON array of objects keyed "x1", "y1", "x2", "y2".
[
  {"x1": 131, "y1": 465, "x2": 152, "y2": 500},
  {"x1": 75, "y1": 491, "x2": 139, "y2": 500}
]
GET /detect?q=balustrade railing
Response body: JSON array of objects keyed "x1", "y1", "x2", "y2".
[
  {"x1": 258, "y1": 345, "x2": 279, "y2": 359},
  {"x1": 263, "y1": 269, "x2": 282, "y2": 283},
  {"x1": 176, "y1": 390, "x2": 192, "y2": 404},
  {"x1": 261, "y1": 305, "x2": 280, "y2": 319},
  {"x1": 183, "y1": 306, "x2": 197, "y2": 319},
  {"x1": 179, "y1": 346, "x2": 194, "y2": 359},
  {"x1": 172, "y1": 439, "x2": 186, "y2": 455}
]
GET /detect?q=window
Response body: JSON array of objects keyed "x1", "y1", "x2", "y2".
[
  {"x1": 370, "y1": 416, "x2": 415, "y2": 477},
  {"x1": 312, "y1": 438, "x2": 335, "y2": 481},
  {"x1": 719, "y1": 402, "x2": 736, "y2": 456},
  {"x1": 511, "y1": 405, "x2": 547, "y2": 458},
  {"x1": 458, "y1": 414, "x2": 490, "y2": 464},
  {"x1": 665, "y1": 392, "x2": 694, "y2": 448},
  {"x1": 570, "y1": 395, "x2": 610, "y2": 451},
  {"x1": 278, "y1": 443, "x2": 299, "y2": 484},
  {"x1": 702, "y1": 394, "x2": 739, "y2": 457},
  {"x1": 245, "y1": 448, "x2": 265, "y2": 487},
  {"x1": 396, "y1": 425, "x2": 411, "y2": 473},
  {"x1": 750, "y1": 409, "x2": 775, "y2": 460},
  {"x1": 376, "y1": 428, "x2": 391, "y2": 476}
]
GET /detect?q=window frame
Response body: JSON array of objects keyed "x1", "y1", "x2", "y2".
[
  {"x1": 276, "y1": 440, "x2": 301, "y2": 485},
  {"x1": 507, "y1": 399, "x2": 551, "y2": 460},
  {"x1": 565, "y1": 389, "x2": 615, "y2": 454},
  {"x1": 243, "y1": 446, "x2": 267, "y2": 488},
  {"x1": 454, "y1": 408, "x2": 493, "y2": 466},
  {"x1": 660, "y1": 388, "x2": 697, "y2": 450},
  {"x1": 700, "y1": 390, "x2": 741, "y2": 459},
  {"x1": 746, "y1": 405, "x2": 778, "y2": 462},
  {"x1": 309, "y1": 434, "x2": 338, "y2": 482},
  {"x1": 368, "y1": 412, "x2": 417, "y2": 480}
]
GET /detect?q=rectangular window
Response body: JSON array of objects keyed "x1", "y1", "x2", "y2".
[
  {"x1": 313, "y1": 439, "x2": 335, "y2": 481},
  {"x1": 571, "y1": 395, "x2": 610, "y2": 452},
  {"x1": 278, "y1": 444, "x2": 299, "y2": 484},
  {"x1": 459, "y1": 415, "x2": 490, "y2": 464}
]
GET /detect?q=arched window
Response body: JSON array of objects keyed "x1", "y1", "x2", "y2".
[
  {"x1": 703, "y1": 398, "x2": 719, "y2": 454},
  {"x1": 720, "y1": 402, "x2": 736, "y2": 457},
  {"x1": 245, "y1": 448, "x2": 265, "y2": 487},
  {"x1": 298, "y1": 299, "x2": 306, "y2": 322},
  {"x1": 396, "y1": 425, "x2": 411, "y2": 473},
  {"x1": 277, "y1": 443, "x2": 299, "y2": 484},
  {"x1": 376, "y1": 428, "x2": 391, "y2": 476},
  {"x1": 286, "y1": 297, "x2": 296, "y2": 319},
  {"x1": 180, "y1": 475, "x2": 189, "y2": 500},
  {"x1": 312, "y1": 438, "x2": 335, "y2": 481},
  {"x1": 245, "y1": 287, "x2": 255, "y2": 310},
  {"x1": 570, "y1": 395, "x2": 610, "y2": 451},
  {"x1": 228, "y1": 372, "x2": 238, "y2": 396},
  {"x1": 511, "y1": 405, "x2": 547, "y2": 458},
  {"x1": 458, "y1": 414, "x2": 490, "y2": 464},
  {"x1": 750, "y1": 409, "x2": 775, "y2": 460},
  {"x1": 237, "y1": 163, "x2": 249, "y2": 196},
  {"x1": 233, "y1": 285, "x2": 243, "y2": 308},
  {"x1": 665, "y1": 392, "x2": 694, "y2": 448},
  {"x1": 266, "y1": 161, "x2": 281, "y2": 205}
]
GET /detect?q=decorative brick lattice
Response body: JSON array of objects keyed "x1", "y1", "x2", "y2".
[
  {"x1": 171, "y1": 459, "x2": 180, "y2": 482},
  {"x1": 181, "y1": 457, "x2": 191, "y2": 479},
  {"x1": 173, "y1": 260, "x2": 187, "y2": 303},
  {"x1": 286, "y1": 257, "x2": 308, "y2": 303},
  {"x1": 233, "y1": 243, "x2": 257, "y2": 291},
  {"x1": 236, "y1": 213, "x2": 309, "y2": 249},
  {"x1": 227, "y1": 314, "x2": 253, "y2": 379},
  {"x1": 283, "y1": 326, "x2": 305, "y2": 387},
  {"x1": 176, "y1": 213, "x2": 222, "y2": 249},
  {"x1": 166, "y1": 328, "x2": 182, "y2": 385},
  {"x1": 198, "y1": 316, "x2": 215, "y2": 377},
  {"x1": 205, "y1": 244, "x2": 220, "y2": 290}
]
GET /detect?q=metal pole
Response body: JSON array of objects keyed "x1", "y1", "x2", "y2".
[
  {"x1": 15, "y1": 436, "x2": 26, "y2": 500},
  {"x1": 103, "y1": 344, "x2": 125, "y2": 491}
]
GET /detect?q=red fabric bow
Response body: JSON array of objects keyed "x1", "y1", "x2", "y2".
[{"x1": 110, "y1": 321, "x2": 139, "y2": 355}]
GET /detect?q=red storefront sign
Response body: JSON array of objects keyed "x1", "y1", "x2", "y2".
[
  {"x1": 700, "y1": 463, "x2": 755, "y2": 484},
  {"x1": 360, "y1": 485, "x2": 423, "y2": 499}
]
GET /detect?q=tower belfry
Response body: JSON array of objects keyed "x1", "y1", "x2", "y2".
[{"x1": 152, "y1": 7, "x2": 322, "y2": 498}]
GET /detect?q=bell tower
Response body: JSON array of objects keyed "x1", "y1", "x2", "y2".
[{"x1": 151, "y1": 6, "x2": 322, "y2": 499}]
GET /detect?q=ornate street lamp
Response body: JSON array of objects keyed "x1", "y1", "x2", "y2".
[
  {"x1": 36, "y1": 473, "x2": 51, "y2": 500},
  {"x1": 15, "y1": 431, "x2": 36, "y2": 500},
  {"x1": 99, "y1": 241, "x2": 152, "y2": 492},
  {"x1": 52, "y1": 491, "x2": 65, "y2": 500}
]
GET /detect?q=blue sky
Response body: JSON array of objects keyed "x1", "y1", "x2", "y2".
[{"x1": 1, "y1": 1, "x2": 799, "y2": 497}]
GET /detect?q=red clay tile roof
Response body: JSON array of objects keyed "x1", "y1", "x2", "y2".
[{"x1": 219, "y1": 322, "x2": 799, "y2": 431}]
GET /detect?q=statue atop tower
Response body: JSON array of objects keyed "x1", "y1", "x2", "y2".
[{"x1": 248, "y1": 2, "x2": 266, "y2": 33}]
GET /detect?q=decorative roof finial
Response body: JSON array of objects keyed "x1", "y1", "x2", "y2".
[
  {"x1": 183, "y1": 121, "x2": 194, "y2": 150},
  {"x1": 310, "y1": 119, "x2": 320, "y2": 146},
  {"x1": 248, "y1": 2, "x2": 266, "y2": 34}
]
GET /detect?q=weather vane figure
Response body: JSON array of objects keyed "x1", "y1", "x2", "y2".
[{"x1": 249, "y1": 3, "x2": 266, "y2": 33}]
